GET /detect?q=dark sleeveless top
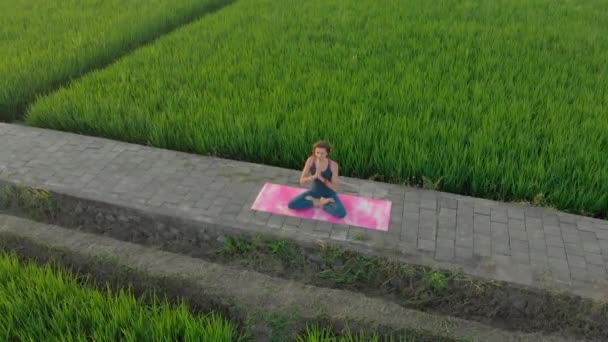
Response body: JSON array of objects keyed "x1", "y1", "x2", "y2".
[{"x1": 309, "y1": 159, "x2": 334, "y2": 197}]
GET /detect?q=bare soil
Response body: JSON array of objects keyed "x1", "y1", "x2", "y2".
[{"x1": 207, "y1": 236, "x2": 608, "y2": 342}]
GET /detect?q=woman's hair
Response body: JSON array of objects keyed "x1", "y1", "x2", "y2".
[{"x1": 312, "y1": 140, "x2": 331, "y2": 156}]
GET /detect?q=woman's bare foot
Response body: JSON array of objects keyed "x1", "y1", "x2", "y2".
[
  {"x1": 306, "y1": 195, "x2": 323, "y2": 208},
  {"x1": 319, "y1": 197, "x2": 335, "y2": 206}
]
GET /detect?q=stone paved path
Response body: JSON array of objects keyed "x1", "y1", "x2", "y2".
[{"x1": 1, "y1": 123, "x2": 608, "y2": 300}]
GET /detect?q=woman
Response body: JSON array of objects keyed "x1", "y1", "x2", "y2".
[{"x1": 287, "y1": 141, "x2": 346, "y2": 219}]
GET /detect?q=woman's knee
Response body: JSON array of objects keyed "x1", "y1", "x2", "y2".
[
  {"x1": 328, "y1": 198, "x2": 345, "y2": 217},
  {"x1": 288, "y1": 198, "x2": 299, "y2": 209},
  {"x1": 289, "y1": 193, "x2": 312, "y2": 209},
  {"x1": 326, "y1": 203, "x2": 346, "y2": 218},
  {"x1": 335, "y1": 207, "x2": 346, "y2": 218}
]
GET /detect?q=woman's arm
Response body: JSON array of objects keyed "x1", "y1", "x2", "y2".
[
  {"x1": 299, "y1": 157, "x2": 315, "y2": 186},
  {"x1": 320, "y1": 162, "x2": 339, "y2": 192}
]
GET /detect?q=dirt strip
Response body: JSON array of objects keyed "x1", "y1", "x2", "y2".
[{"x1": 0, "y1": 213, "x2": 578, "y2": 342}]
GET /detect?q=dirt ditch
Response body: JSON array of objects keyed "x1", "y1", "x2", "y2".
[
  {"x1": 0, "y1": 229, "x2": 466, "y2": 342},
  {"x1": 198, "y1": 235, "x2": 608, "y2": 341}
]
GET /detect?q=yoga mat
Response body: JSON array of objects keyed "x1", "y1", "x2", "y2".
[{"x1": 251, "y1": 183, "x2": 391, "y2": 231}]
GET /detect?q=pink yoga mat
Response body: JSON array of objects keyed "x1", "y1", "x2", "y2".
[{"x1": 251, "y1": 183, "x2": 391, "y2": 231}]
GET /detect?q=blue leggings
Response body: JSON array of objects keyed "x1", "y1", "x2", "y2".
[{"x1": 287, "y1": 190, "x2": 346, "y2": 219}]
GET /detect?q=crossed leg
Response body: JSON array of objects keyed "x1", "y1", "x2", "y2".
[
  {"x1": 305, "y1": 195, "x2": 334, "y2": 208},
  {"x1": 288, "y1": 190, "x2": 346, "y2": 219}
]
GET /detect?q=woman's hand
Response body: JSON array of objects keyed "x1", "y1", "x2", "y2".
[{"x1": 314, "y1": 167, "x2": 321, "y2": 180}]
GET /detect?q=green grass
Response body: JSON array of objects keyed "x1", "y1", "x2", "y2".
[
  {"x1": 0, "y1": 0, "x2": 228, "y2": 121},
  {"x1": 26, "y1": 0, "x2": 608, "y2": 217},
  {"x1": 0, "y1": 250, "x2": 455, "y2": 341},
  {"x1": 216, "y1": 235, "x2": 608, "y2": 340},
  {"x1": 0, "y1": 252, "x2": 240, "y2": 341},
  {"x1": 298, "y1": 324, "x2": 417, "y2": 342}
]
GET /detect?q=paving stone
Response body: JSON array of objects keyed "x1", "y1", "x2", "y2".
[
  {"x1": 437, "y1": 227, "x2": 456, "y2": 240},
  {"x1": 525, "y1": 217, "x2": 543, "y2": 230},
  {"x1": 267, "y1": 215, "x2": 286, "y2": 229},
  {"x1": 585, "y1": 252, "x2": 604, "y2": 266},
  {"x1": 543, "y1": 224, "x2": 562, "y2": 237},
  {"x1": 564, "y1": 243, "x2": 584, "y2": 257},
  {"x1": 511, "y1": 251, "x2": 530, "y2": 265},
  {"x1": 542, "y1": 214, "x2": 560, "y2": 227},
  {"x1": 2, "y1": 123, "x2": 608, "y2": 302},
  {"x1": 420, "y1": 198, "x2": 437, "y2": 210},
  {"x1": 474, "y1": 234, "x2": 490, "y2": 245},
  {"x1": 490, "y1": 221, "x2": 508, "y2": 235},
  {"x1": 399, "y1": 241, "x2": 418, "y2": 255},
  {"x1": 253, "y1": 211, "x2": 272, "y2": 225},
  {"x1": 599, "y1": 239, "x2": 608, "y2": 254},
  {"x1": 418, "y1": 239, "x2": 436, "y2": 252},
  {"x1": 404, "y1": 190, "x2": 420, "y2": 202},
  {"x1": 220, "y1": 204, "x2": 241, "y2": 217},
  {"x1": 569, "y1": 267, "x2": 589, "y2": 282},
  {"x1": 490, "y1": 207, "x2": 508, "y2": 223},
  {"x1": 547, "y1": 246, "x2": 566, "y2": 260},
  {"x1": 438, "y1": 196, "x2": 458, "y2": 209},
  {"x1": 418, "y1": 209, "x2": 436, "y2": 240},
  {"x1": 435, "y1": 247, "x2": 455, "y2": 261},
  {"x1": 285, "y1": 216, "x2": 302, "y2": 227},
  {"x1": 473, "y1": 213, "x2": 491, "y2": 235},
  {"x1": 530, "y1": 253, "x2": 549, "y2": 266},
  {"x1": 545, "y1": 235, "x2": 564, "y2": 248},
  {"x1": 507, "y1": 218, "x2": 526, "y2": 231},
  {"x1": 527, "y1": 229, "x2": 545, "y2": 240},
  {"x1": 193, "y1": 198, "x2": 213, "y2": 210},
  {"x1": 299, "y1": 219, "x2": 316, "y2": 233},
  {"x1": 562, "y1": 232, "x2": 581, "y2": 244},
  {"x1": 583, "y1": 241, "x2": 601, "y2": 254},
  {"x1": 330, "y1": 225, "x2": 349, "y2": 241},
  {"x1": 508, "y1": 229, "x2": 527, "y2": 241},
  {"x1": 578, "y1": 221, "x2": 595, "y2": 232},
  {"x1": 528, "y1": 239, "x2": 547, "y2": 253},
  {"x1": 566, "y1": 254, "x2": 587, "y2": 269},
  {"x1": 474, "y1": 241, "x2": 491, "y2": 257},
  {"x1": 492, "y1": 243, "x2": 511, "y2": 256},
  {"x1": 436, "y1": 238, "x2": 454, "y2": 249},
  {"x1": 579, "y1": 231, "x2": 598, "y2": 242},
  {"x1": 473, "y1": 204, "x2": 491, "y2": 215},
  {"x1": 548, "y1": 258, "x2": 571, "y2": 281},
  {"x1": 388, "y1": 220, "x2": 403, "y2": 237},
  {"x1": 587, "y1": 265, "x2": 607, "y2": 281},
  {"x1": 456, "y1": 203, "x2": 474, "y2": 221},
  {"x1": 315, "y1": 221, "x2": 333, "y2": 232},
  {"x1": 455, "y1": 246, "x2": 473, "y2": 260},
  {"x1": 526, "y1": 207, "x2": 544, "y2": 219},
  {"x1": 506, "y1": 206, "x2": 525, "y2": 219},
  {"x1": 559, "y1": 222, "x2": 577, "y2": 233},
  {"x1": 456, "y1": 220, "x2": 473, "y2": 234},
  {"x1": 455, "y1": 235, "x2": 473, "y2": 248},
  {"x1": 595, "y1": 230, "x2": 608, "y2": 240},
  {"x1": 403, "y1": 201, "x2": 420, "y2": 215},
  {"x1": 509, "y1": 239, "x2": 529, "y2": 253}
]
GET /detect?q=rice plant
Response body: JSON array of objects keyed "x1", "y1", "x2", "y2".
[
  {"x1": 26, "y1": 0, "x2": 608, "y2": 217},
  {"x1": 297, "y1": 323, "x2": 418, "y2": 342},
  {"x1": 0, "y1": 252, "x2": 239, "y2": 341},
  {"x1": 0, "y1": 0, "x2": 227, "y2": 121}
]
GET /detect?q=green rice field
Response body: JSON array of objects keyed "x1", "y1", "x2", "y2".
[
  {"x1": 25, "y1": 0, "x2": 608, "y2": 217},
  {"x1": 0, "y1": 0, "x2": 227, "y2": 121},
  {"x1": 0, "y1": 252, "x2": 239, "y2": 341},
  {"x1": 0, "y1": 252, "x2": 420, "y2": 341}
]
